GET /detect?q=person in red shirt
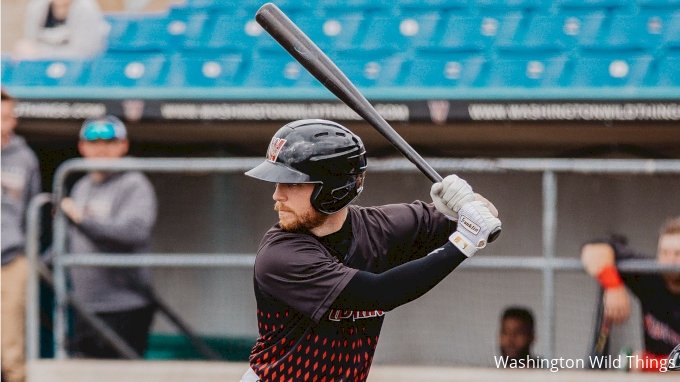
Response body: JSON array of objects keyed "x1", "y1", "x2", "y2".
[
  {"x1": 240, "y1": 119, "x2": 501, "y2": 382},
  {"x1": 581, "y1": 217, "x2": 680, "y2": 372}
]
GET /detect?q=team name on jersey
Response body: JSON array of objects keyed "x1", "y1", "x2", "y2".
[{"x1": 328, "y1": 309, "x2": 385, "y2": 322}]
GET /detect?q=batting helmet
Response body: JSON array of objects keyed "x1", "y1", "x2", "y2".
[
  {"x1": 245, "y1": 119, "x2": 367, "y2": 214},
  {"x1": 669, "y1": 344, "x2": 680, "y2": 371}
]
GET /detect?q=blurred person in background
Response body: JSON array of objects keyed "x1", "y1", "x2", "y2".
[
  {"x1": 60, "y1": 116, "x2": 157, "y2": 358},
  {"x1": 14, "y1": 0, "x2": 109, "y2": 59},
  {"x1": 581, "y1": 217, "x2": 680, "y2": 372},
  {"x1": 1, "y1": 89, "x2": 42, "y2": 382},
  {"x1": 499, "y1": 306, "x2": 537, "y2": 362}
]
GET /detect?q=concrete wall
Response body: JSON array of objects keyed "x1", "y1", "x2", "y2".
[{"x1": 144, "y1": 168, "x2": 680, "y2": 366}]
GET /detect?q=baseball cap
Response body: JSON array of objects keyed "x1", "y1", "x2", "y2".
[{"x1": 79, "y1": 115, "x2": 127, "y2": 141}]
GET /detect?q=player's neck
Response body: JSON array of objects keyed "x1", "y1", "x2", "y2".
[{"x1": 310, "y1": 208, "x2": 348, "y2": 238}]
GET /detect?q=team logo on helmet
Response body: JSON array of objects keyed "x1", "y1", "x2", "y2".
[{"x1": 267, "y1": 138, "x2": 287, "y2": 162}]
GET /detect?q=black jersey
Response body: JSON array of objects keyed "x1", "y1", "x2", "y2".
[
  {"x1": 608, "y1": 240, "x2": 680, "y2": 356},
  {"x1": 250, "y1": 201, "x2": 454, "y2": 381}
]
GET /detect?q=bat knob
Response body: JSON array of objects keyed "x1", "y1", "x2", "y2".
[{"x1": 488, "y1": 227, "x2": 501, "y2": 243}]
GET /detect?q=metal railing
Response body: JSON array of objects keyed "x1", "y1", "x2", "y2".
[{"x1": 38, "y1": 157, "x2": 680, "y2": 361}]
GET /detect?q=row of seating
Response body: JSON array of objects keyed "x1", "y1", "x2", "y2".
[
  {"x1": 181, "y1": 0, "x2": 680, "y2": 13},
  {"x1": 3, "y1": 49, "x2": 678, "y2": 88},
  {"x1": 105, "y1": 9, "x2": 680, "y2": 55}
]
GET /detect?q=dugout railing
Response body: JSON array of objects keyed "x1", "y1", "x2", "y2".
[{"x1": 27, "y1": 157, "x2": 680, "y2": 362}]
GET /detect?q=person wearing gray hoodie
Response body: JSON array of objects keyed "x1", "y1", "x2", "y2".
[
  {"x1": 1, "y1": 89, "x2": 41, "y2": 382},
  {"x1": 60, "y1": 115, "x2": 158, "y2": 358}
]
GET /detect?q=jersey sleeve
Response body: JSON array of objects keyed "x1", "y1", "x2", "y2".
[
  {"x1": 255, "y1": 234, "x2": 358, "y2": 323},
  {"x1": 606, "y1": 239, "x2": 659, "y2": 298},
  {"x1": 362, "y1": 201, "x2": 456, "y2": 270}
]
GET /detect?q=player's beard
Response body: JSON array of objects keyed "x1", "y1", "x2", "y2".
[
  {"x1": 662, "y1": 272, "x2": 680, "y2": 294},
  {"x1": 275, "y1": 202, "x2": 328, "y2": 233}
]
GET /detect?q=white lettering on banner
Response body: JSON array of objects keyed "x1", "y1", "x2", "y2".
[
  {"x1": 468, "y1": 103, "x2": 680, "y2": 121},
  {"x1": 160, "y1": 103, "x2": 410, "y2": 121},
  {"x1": 14, "y1": 102, "x2": 106, "y2": 119}
]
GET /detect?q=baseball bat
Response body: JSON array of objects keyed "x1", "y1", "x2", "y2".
[{"x1": 255, "y1": 2, "x2": 501, "y2": 242}]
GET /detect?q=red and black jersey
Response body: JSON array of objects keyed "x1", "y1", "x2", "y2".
[{"x1": 250, "y1": 201, "x2": 454, "y2": 381}]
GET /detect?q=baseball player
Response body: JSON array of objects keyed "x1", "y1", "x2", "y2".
[{"x1": 240, "y1": 119, "x2": 501, "y2": 382}]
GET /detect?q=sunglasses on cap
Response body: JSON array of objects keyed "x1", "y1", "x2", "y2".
[{"x1": 81, "y1": 122, "x2": 119, "y2": 141}]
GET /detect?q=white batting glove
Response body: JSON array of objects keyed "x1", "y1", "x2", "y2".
[
  {"x1": 430, "y1": 174, "x2": 475, "y2": 221},
  {"x1": 449, "y1": 201, "x2": 502, "y2": 257}
]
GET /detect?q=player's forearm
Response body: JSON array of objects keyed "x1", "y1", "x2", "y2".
[{"x1": 332, "y1": 242, "x2": 467, "y2": 311}]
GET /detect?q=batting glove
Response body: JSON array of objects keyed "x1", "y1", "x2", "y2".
[
  {"x1": 430, "y1": 174, "x2": 475, "y2": 221},
  {"x1": 449, "y1": 201, "x2": 502, "y2": 257}
]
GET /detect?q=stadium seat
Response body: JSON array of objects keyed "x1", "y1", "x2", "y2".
[
  {"x1": 564, "y1": 50, "x2": 654, "y2": 87},
  {"x1": 473, "y1": 0, "x2": 548, "y2": 13},
  {"x1": 240, "y1": 55, "x2": 321, "y2": 87},
  {"x1": 650, "y1": 51, "x2": 680, "y2": 86},
  {"x1": 582, "y1": 13, "x2": 667, "y2": 50},
  {"x1": 554, "y1": 0, "x2": 633, "y2": 10},
  {"x1": 182, "y1": 12, "x2": 266, "y2": 52},
  {"x1": 498, "y1": 12, "x2": 605, "y2": 51},
  {"x1": 428, "y1": 13, "x2": 523, "y2": 52},
  {"x1": 283, "y1": 12, "x2": 366, "y2": 52},
  {"x1": 357, "y1": 12, "x2": 441, "y2": 53},
  {"x1": 107, "y1": 15, "x2": 174, "y2": 52},
  {"x1": 86, "y1": 53, "x2": 167, "y2": 87},
  {"x1": 483, "y1": 52, "x2": 569, "y2": 87},
  {"x1": 4, "y1": 59, "x2": 88, "y2": 86},
  {"x1": 318, "y1": 0, "x2": 393, "y2": 12},
  {"x1": 637, "y1": 0, "x2": 680, "y2": 10},
  {"x1": 401, "y1": 51, "x2": 486, "y2": 87},
  {"x1": 395, "y1": 0, "x2": 471, "y2": 12},
  {"x1": 1, "y1": 56, "x2": 13, "y2": 82},
  {"x1": 332, "y1": 52, "x2": 407, "y2": 87},
  {"x1": 165, "y1": 52, "x2": 244, "y2": 87},
  {"x1": 664, "y1": 13, "x2": 680, "y2": 48}
]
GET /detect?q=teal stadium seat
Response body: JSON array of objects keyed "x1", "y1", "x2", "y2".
[
  {"x1": 664, "y1": 13, "x2": 680, "y2": 48},
  {"x1": 555, "y1": 0, "x2": 633, "y2": 10},
  {"x1": 395, "y1": 0, "x2": 471, "y2": 12},
  {"x1": 165, "y1": 53, "x2": 243, "y2": 87},
  {"x1": 474, "y1": 0, "x2": 548, "y2": 13},
  {"x1": 318, "y1": 0, "x2": 393, "y2": 12},
  {"x1": 285, "y1": 12, "x2": 366, "y2": 52},
  {"x1": 1, "y1": 57, "x2": 12, "y2": 82},
  {"x1": 650, "y1": 51, "x2": 680, "y2": 86},
  {"x1": 583, "y1": 13, "x2": 668, "y2": 50},
  {"x1": 497, "y1": 12, "x2": 605, "y2": 51},
  {"x1": 107, "y1": 15, "x2": 174, "y2": 52},
  {"x1": 401, "y1": 52, "x2": 486, "y2": 87},
  {"x1": 182, "y1": 12, "x2": 266, "y2": 52},
  {"x1": 86, "y1": 53, "x2": 167, "y2": 87},
  {"x1": 564, "y1": 50, "x2": 654, "y2": 87},
  {"x1": 186, "y1": 0, "x2": 315, "y2": 13},
  {"x1": 637, "y1": 0, "x2": 680, "y2": 10},
  {"x1": 358, "y1": 12, "x2": 442, "y2": 53},
  {"x1": 5, "y1": 59, "x2": 88, "y2": 86},
  {"x1": 484, "y1": 52, "x2": 569, "y2": 87},
  {"x1": 241, "y1": 56, "x2": 321, "y2": 87},
  {"x1": 429, "y1": 13, "x2": 523, "y2": 51},
  {"x1": 332, "y1": 52, "x2": 406, "y2": 87}
]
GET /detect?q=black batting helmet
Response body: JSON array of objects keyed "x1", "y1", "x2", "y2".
[{"x1": 245, "y1": 119, "x2": 367, "y2": 214}]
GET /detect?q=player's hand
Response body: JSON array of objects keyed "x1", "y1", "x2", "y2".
[
  {"x1": 603, "y1": 286, "x2": 631, "y2": 324},
  {"x1": 60, "y1": 197, "x2": 84, "y2": 224},
  {"x1": 430, "y1": 174, "x2": 475, "y2": 220},
  {"x1": 448, "y1": 201, "x2": 502, "y2": 257}
]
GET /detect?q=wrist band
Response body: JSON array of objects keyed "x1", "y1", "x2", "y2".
[
  {"x1": 449, "y1": 232, "x2": 476, "y2": 257},
  {"x1": 597, "y1": 265, "x2": 624, "y2": 289}
]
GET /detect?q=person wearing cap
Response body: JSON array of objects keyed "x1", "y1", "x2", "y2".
[
  {"x1": 60, "y1": 115, "x2": 158, "y2": 358},
  {"x1": 2, "y1": 89, "x2": 41, "y2": 382}
]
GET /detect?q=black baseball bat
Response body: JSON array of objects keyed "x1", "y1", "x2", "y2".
[{"x1": 255, "y1": 2, "x2": 501, "y2": 242}]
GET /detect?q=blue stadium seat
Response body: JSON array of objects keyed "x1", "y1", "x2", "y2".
[
  {"x1": 330, "y1": 53, "x2": 406, "y2": 87},
  {"x1": 182, "y1": 12, "x2": 265, "y2": 52},
  {"x1": 357, "y1": 12, "x2": 441, "y2": 53},
  {"x1": 87, "y1": 53, "x2": 167, "y2": 87},
  {"x1": 473, "y1": 0, "x2": 549, "y2": 12},
  {"x1": 1, "y1": 56, "x2": 13, "y2": 82},
  {"x1": 664, "y1": 13, "x2": 680, "y2": 48},
  {"x1": 428, "y1": 13, "x2": 523, "y2": 52},
  {"x1": 401, "y1": 51, "x2": 486, "y2": 87},
  {"x1": 318, "y1": 0, "x2": 393, "y2": 12},
  {"x1": 564, "y1": 50, "x2": 654, "y2": 87},
  {"x1": 483, "y1": 52, "x2": 569, "y2": 87},
  {"x1": 650, "y1": 51, "x2": 680, "y2": 86},
  {"x1": 241, "y1": 55, "x2": 321, "y2": 87},
  {"x1": 283, "y1": 12, "x2": 366, "y2": 52},
  {"x1": 498, "y1": 12, "x2": 605, "y2": 51},
  {"x1": 638, "y1": 0, "x2": 680, "y2": 10},
  {"x1": 554, "y1": 0, "x2": 633, "y2": 10},
  {"x1": 582, "y1": 13, "x2": 667, "y2": 50},
  {"x1": 107, "y1": 15, "x2": 174, "y2": 52},
  {"x1": 165, "y1": 52, "x2": 243, "y2": 87},
  {"x1": 4, "y1": 59, "x2": 88, "y2": 86},
  {"x1": 395, "y1": 0, "x2": 471, "y2": 12}
]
